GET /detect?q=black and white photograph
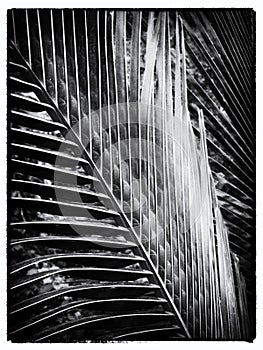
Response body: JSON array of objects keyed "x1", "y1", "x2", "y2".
[{"x1": 5, "y1": 4, "x2": 257, "y2": 343}]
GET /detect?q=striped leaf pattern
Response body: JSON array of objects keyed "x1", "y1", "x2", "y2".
[
  {"x1": 8, "y1": 9, "x2": 255, "y2": 340},
  {"x1": 8, "y1": 42, "x2": 189, "y2": 341}
]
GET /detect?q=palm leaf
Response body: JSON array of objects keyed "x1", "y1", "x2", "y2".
[
  {"x1": 8, "y1": 41, "x2": 189, "y2": 341},
  {"x1": 8, "y1": 9, "x2": 255, "y2": 340}
]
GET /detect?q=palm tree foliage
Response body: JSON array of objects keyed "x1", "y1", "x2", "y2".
[
  {"x1": 7, "y1": 9, "x2": 255, "y2": 341},
  {"x1": 8, "y1": 42, "x2": 189, "y2": 341}
]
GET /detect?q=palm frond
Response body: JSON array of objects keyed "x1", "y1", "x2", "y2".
[
  {"x1": 8, "y1": 42, "x2": 189, "y2": 341},
  {"x1": 8, "y1": 9, "x2": 255, "y2": 340}
]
